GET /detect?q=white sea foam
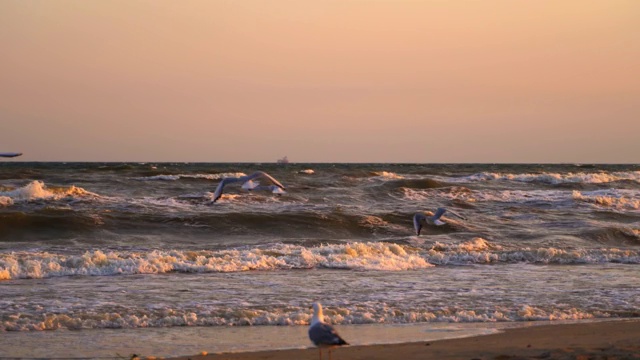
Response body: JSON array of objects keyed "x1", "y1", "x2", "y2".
[
  {"x1": 424, "y1": 238, "x2": 640, "y2": 265},
  {"x1": 137, "y1": 172, "x2": 247, "y2": 181},
  {"x1": 0, "y1": 181, "x2": 101, "y2": 202},
  {"x1": 401, "y1": 187, "x2": 569, "y2": 204},
  {"x1": 450, "y1": 171, "x2": 640, "y2": 184},
  {"x1": 0, "y1": 196, "x2": 13, "y2": 206},
  {"x1": 0, "y1": 301, "x2": 610, "y2": 331},
  {"x1": 572, "y1": 190, "x2": 640, "y2": 210},
  {"x1": 2, "y1": 240, "x2": 639, "y2": 281},
  {"x1": 372, "y1": 171, "x2": 403, "y2": 179},
  {"x1": 0, "y1": 242, "x2": 432, "y2": 280}
]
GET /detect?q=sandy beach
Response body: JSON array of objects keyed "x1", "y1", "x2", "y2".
[{"x1": 166, "y1": 319, "x2": 640, "y2": 360}]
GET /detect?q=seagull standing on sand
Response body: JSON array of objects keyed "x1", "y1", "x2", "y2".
[
  {"x1": 413, "y1": 207, "x2": 466, "y2": 235},
  {"x1": 211, "y1": 171, "x2": 285, "y2": 203},
  {"x1": 309, "y1": 302, "x2": 348, "y2": 360}
]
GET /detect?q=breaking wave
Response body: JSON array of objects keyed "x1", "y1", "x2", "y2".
[
  {"x1": 0, "y1": 181, "x2": 101, "y2": 202},
  {"x1": 455, "y1": 171, "x2": 640, "y2": 185},
  {"x1": 573, "y1": 190, "x2": 640, "y2": 210},
  {"x1": 1, "y1": 303, "x2": 615, "y2": 331},
  {"x1": 136, "y1": 172, "x2": 247, "y2": 181},
  {"x1": 2, "y1": 239, "x2": 639, "y2": 281},
  {"x1": 0, "y1": 196, "x2": 13, "y2": 207},
  {"x1": 0, "y1": 242, "x2": 432, "y2": 280},
  {"x1": 371, "y1": 171, "x2": 404, "y2": 179}
]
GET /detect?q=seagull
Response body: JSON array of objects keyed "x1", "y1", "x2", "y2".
[
  {"x1": 211, "y1": 171, "x2": 285, "y2": 203},
  {"x1": 413, "y1": 208, "x2": 466, "y2": 235},
  {"x1": 0, "y1": 152, "x2": 22, "y2": 158},
  {"x1": 309, "y1": 302, "x2": 348, "y2": 360},
  {"x1": 243, "y1": 181, "x2": 287, "y2": 195}
]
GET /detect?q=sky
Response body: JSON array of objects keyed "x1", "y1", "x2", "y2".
[{"x1": 1, "y1": 0, "x2": 638, "y2": 163}]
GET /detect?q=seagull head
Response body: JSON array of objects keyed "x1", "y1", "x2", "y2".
[{"x1": 310, "y1": 302, "x2": 324, "y2": 325}]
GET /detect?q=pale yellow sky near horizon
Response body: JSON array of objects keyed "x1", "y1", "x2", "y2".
[{"x1": 1, "y1": 0, "x2": 638, "y2": 162}]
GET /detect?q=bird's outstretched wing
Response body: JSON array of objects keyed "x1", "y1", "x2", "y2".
[
  {"x1": 248, "y1": 171, "x2": 286, "y2": 190},
  {"x1": 433, "y1": 207, "x2": 446, "y2": 219},
  {"x1": 430, "y1": 207, "x2": 448, "y2": 225},
  {"x1": 211, "y1": 171, "x2": 285, "y2": 204},
  {"x1": 413, "y1": 213, "x2": 426, "y2": 235},
  {"x1": 309, "y1": 322, "x2": 348, "y2": 346},
  {"x1": 241, "y1": 180, "x2": 259, "y2": 190},
  {"x1": 212, "y1": 178, "x2": 240, "y2": 203},
  {"x1": 0, "y1": 152, "x2": 22, "y2": 158}
]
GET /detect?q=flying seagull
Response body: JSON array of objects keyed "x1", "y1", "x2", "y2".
[
  {"x1": 0, "y1": 152, "x2": 22, "y2": 158},
  {"x1": 413, "y1": 207, "x2": 466, "y2": 235},
  {"x1": 309, "y1": 302, "x2": 348, "y2": 360},
  {"x1": 211, "y1": 171, "x2": 285, "y2": 203},
  {"x1": 243, "y1": 181, "x2": 287, "y2": 195}
]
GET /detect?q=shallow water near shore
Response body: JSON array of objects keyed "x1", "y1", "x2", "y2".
[{"x1": 3, "y1": 318, "x2": 633, "y2": 359}]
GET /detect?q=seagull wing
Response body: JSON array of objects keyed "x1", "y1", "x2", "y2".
[
  {"x1": 212, "y1": 178, "x2": 240, "y2": 203},
  {"x1": 432, "y1": 219, "x2": 447, "y2": 226},
  {"x1": 309, "y1": 322, "x2": 348, "y2": 346},
  {"x1": 249, "y1": 171, "x2": 286, "y2": 190},
  {"x1": 242, "y1": 180, "x2": 259, "y2": 190},
  {"x1": 433, "y1": 208, "x2": 447, "y2": 220},
  {"x1": 0, "y1": 152, "x2": 22, "y2": 158},
  {"x1": 413, "y1": 213, "x2": 426, "y2": 235}
]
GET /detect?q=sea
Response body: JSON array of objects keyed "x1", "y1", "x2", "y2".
[{"x1": 1, "y1": 162, "x2": 639, "y2": 358}]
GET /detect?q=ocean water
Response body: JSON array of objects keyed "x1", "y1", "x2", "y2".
[{"x1": 1, "y1": 163, "x2": 639, "y2": 357}]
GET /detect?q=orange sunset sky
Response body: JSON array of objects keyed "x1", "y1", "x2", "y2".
[{"x1": 1, "y1": 0, "x2": 638, "y2": 163}]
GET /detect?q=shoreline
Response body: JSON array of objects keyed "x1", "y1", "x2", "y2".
[{"x1": 165, "y1": 319, "x2": 640, "y2": 360}]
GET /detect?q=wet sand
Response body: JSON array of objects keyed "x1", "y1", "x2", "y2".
[{"x1": 165, "y1": 319, "x2": 640, "y2": 360}]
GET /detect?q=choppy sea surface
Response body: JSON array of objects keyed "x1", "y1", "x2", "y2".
[{"x1": 1, "y1": 163, "x2": 639, "y2": 357}]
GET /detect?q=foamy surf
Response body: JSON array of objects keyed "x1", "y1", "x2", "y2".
[
  {"x1": 448, "y1": 171, "x2": 640, "y2": 184},
  {"x1": 0, "y1": 196, "x2": 13, "y2": 207},
  {"x1": 372, "y1": 171, "x2": 404, "y2": 179},
  {"x1": 0, "y1": 242, "x2": 432, "y2": 280},
  {"x1": 0, "y1": 180, "x2": 101, "y2": 202},
  {"x1": 2, "y1": 240, "x2": 639, "y2": 281},
  {"x1": 572, "y1": 190, "x2": 640, "y2": 210},
  {"x1": 136, "y1": 172, "x2": 247, "y2": 181},
  {"x1": 0, "y1": 302, "x2": 609, "y2": 331}
]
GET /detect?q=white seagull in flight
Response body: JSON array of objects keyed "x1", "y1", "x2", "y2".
[
  {"x1": 413, "y1": 207, "x2": 465, "y2": 235},
  {"x1": 211, "y1": 171, "x2": 286, "y2": 203},
  {"x1": 242, "y1": 180, "x2": 287, "y2": 194},
  {"x1": 308, "y1": 302, "x2": 348, "y2": 360}
]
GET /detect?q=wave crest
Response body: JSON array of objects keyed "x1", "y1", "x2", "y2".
[
  {"x1": 372, "y1": 171, "x2": 403, "y2": 179},
  {"x1": 137, "y1": 172, "x2": 247, "y2": 181},
  {"x1": 459, "y1": 171, "x2": 640, "y2": 184},
  {"x1": 0, "y1": 181, "x2": 101, "y2": 202},
  {"x1": 573, "y1": 190, "x2": 640, "y2": 210},
  {"x1": 3, "y1": 240, "x2": 640, "y2": 280},
  {"x1": 0, "y1": 302, "x2": 614, "y2": 331},
  {"x1": 0, "y1": 243, "x2": 433, "y2": 280}
]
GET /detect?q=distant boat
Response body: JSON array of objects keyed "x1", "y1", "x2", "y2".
[
  {"x1": 0, "y1": 152, "x2": 22, "y2": 158},
  {"x1": 277, "y1": 156, "x2": 289, "y2": 164}
]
